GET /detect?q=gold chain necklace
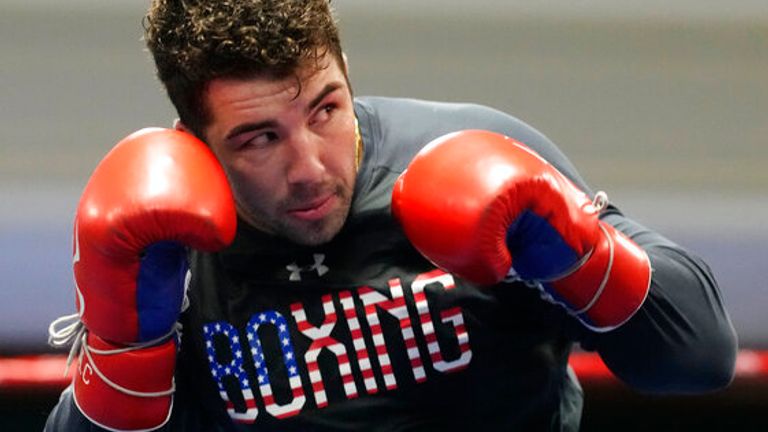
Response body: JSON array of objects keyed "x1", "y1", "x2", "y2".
[{"x1": 354, "y1": 117, "x2": 363, "y2": 171}]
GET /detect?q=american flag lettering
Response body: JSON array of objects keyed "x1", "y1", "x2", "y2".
[
  {"x1": 203, "y1": 321, "x2": 258, "y2": 423},
  {"x1": 201, "y1": 269, "x2": 472, "y2": 424},
  {"x1": 247, "y1": 311, "x2": 306, "y2": 418}
]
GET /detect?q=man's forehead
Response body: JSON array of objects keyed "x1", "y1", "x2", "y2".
[
  {"x1": 200, "y1": 54, "x2": 347, "y2": 137},
  {"x1": 204, "y1": 55, "x2": 340, "y2": 102}
]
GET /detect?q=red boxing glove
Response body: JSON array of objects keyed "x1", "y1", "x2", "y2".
[
  {"x1": 73, "y1": 334, "x2": 177, "y2": 431},
  {"x1": 75, "y1": 127, "x2": 236, "y2": 344},
  {"x1": 392, "y1": 130, "x2": 651, "y2": 331},
  {"x1": 61, "y1": 128, "x2": 236, "y2": 430}
]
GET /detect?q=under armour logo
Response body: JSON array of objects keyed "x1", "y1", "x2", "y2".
[{"x1": 286, "y1": 254, "x2": 329, "y2": 281}]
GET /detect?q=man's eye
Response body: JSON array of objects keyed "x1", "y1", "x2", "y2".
[
  {"x1": 245, "y1": 131, "x2": 278, "y2": 149},
  {"x1": 312, "y1": 104, "x2": 336, "y2": 124}
]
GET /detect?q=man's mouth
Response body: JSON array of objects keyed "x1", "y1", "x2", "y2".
[{"x1": 286, "y1": 194, "x2": 336, "y2": 221}]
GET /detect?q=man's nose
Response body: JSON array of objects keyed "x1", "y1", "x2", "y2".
[{"x1": 286, "y1": 132, "x2": 325, "y2": 185}]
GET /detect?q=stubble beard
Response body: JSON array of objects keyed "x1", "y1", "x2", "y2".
[
  {"x1": 281, "y1": 182, "x2": 352, "y2": 246},
  {"x1": 239, "y1": 181, "x2": 353, "y2": 246}
]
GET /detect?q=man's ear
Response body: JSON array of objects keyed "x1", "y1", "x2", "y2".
[
  {"x1": 173, "y1": 118, "x2": 190, "y2": 133},
  {"x1": 174, "y1": 119, "x2": 211, "y2": 149},
  {"x1": 342, "y1": 52, "x2": 350, "y2": 76}
]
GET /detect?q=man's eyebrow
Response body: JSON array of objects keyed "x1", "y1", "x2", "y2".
[
  {"x1": 224, "y1": 82, "x2": 343, "y2": 141},
  {"x1": 307, "y1": 82, "x2": 343, "y2": 112},
  {"x1": 225, "y1": 120, "x2": 278, "y2": 141}
]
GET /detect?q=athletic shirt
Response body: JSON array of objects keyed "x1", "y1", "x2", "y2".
[{"x1": 44, "y1": 97, "x2": 736, "y2": 432}]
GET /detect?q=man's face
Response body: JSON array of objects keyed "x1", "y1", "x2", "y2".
[{"x1": 194, "y1": 56, "x2": 357, "y2": 246}]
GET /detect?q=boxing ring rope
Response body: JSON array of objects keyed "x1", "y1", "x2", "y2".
[{"x1": 1, "y1": 350, "x2": 766, "y2": 392}]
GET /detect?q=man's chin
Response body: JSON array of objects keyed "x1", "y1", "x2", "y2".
[
  {"x1": 280, "y1": 212, "x2": 348, "y2": 246},
  {"x1": 282, "y1": 223, "x2": 341, "y2": 246},
  {"x1": 284, "y1": 194, "x2": 352, "y2": 246},
  {"x1": 240, "y1": 192, "x2": 352, "y2": 245}
]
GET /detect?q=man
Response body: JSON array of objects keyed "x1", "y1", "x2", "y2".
[{"x1": 45, "y1": 1, "x2": 737, "y2": 430}]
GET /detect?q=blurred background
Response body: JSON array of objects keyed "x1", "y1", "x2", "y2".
[{"x1": 1, "y1": 0, "x2": 766, "y2": 430}]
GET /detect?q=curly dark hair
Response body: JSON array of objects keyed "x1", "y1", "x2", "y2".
[{"x1": 144, "y1": 0, "x2": 343, "y2": 138}]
